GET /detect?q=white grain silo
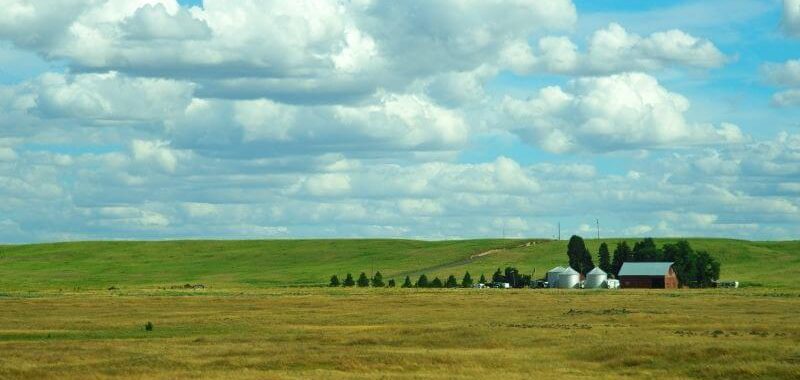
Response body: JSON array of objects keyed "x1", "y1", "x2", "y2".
[
  {"x1": 547, "y1": 266, "x2": 565, "y2": 288},
  {"x1": 584, "y1": 267, "x2": 607, "y2": 289},
  {"x1": 558, "y1": 267, "x2": 580, "y2": 289}
]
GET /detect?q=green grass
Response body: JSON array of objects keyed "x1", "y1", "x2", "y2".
[{"x1": 0, "y1": 238, "x2": 798, "y2": 291}]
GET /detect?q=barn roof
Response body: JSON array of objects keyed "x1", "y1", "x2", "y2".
[{"x1": 618, "y1": 262, "x2": 674, "y2": 276}]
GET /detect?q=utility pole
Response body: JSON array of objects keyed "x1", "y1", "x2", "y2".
[
  {"x1": 557, "y1": 222, "x2": 561, "y2": 241},
  {"x1": 596, "y1": 218, "x2": 600, "y2": 240},
  {"x1": 502, "y1": 219, "x2": 506, "y2": 239}
]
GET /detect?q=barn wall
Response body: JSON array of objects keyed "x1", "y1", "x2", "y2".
[{"x1": 620, "y1": 276, "x2": 656, "y2": 288}]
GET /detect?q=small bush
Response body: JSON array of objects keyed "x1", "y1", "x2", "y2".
[{"x1": 145, "y1": 322, "x2": 153, "y2": 332}]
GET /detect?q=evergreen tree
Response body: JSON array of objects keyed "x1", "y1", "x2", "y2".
[
  {"x1": 492, "y1": 268, "x2": 505, "y2": 283},
  {"x1": 342, "y1": 273, "x2": 355, "y2": 287},
  {"x1": 521, "y1": 274, "x2": 532, "y2": 287},
  {"x1": 598, "y1": 243, "x2": 611, "y2": 274},
  {"x1": 415, "y1": 274, "x2": 429, "y2": 288},
  {"x1": 357, "y1": 272, "x2": 370, "y2": 287},
  {"x1": 567, "y1": 235, "x2": 594, "y2": 275},
  {"x1": 371, "y1": 271, "x2": 385, "y2": 287},
  {"x1": 430, "y1": 277, "x2": 443, "y2": 288},
  {"x1": 387, "y1": 279, "x2": 396, "y2": 288},
  {"x1": 504, "y1": 267, "x2": 520, "y2": 287},
  {"x1": 632, "y1": 238, "x2": 661, "y2": 261},
  {"x1": 329, "y1": 274, "x2": 341, "y2": 287},
  {"x1": 445, "y1": 275, "x2": 458, "y2": 288},
  {"x1": 663, "y1": 240, "x2": 695, "y2": 286},
  {"x1": 479, "y1": 273, "x2": 487, "y2": 284},
  {"x1": 402, "y1": 276, "x2": 413, "y2": 288},
  {"x1": 461, "y1": 271, "x2": 474, "y2": 288},
  {"x1": 610, "y1": 242, "x2": 632, "y2": 277},
  {"x1": 694, "y1": 251, "x2": 720, "y2": 288}
]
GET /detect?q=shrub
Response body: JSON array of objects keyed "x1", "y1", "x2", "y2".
[
  {"x1": 430, "y1": 277, "x2": 443, "y2": 288},
  {"x1": 329, "y1": 275, "x2": 341, "y2": 287},
  {"x1": 342, "y1": 273, "x2": 355, "y2": 287},
  {"x1": 357, "y1": 272, "x2": 370, "y2": 287},
  {"x1": 145, "y1": 322, "x2": 153, "y2": 332},
  {"x1": 402, "y1": 276, "x2": 413, "y2": 288},
  {"x1": 387, "y1": 279, "x2": 396, "y2": 288},
  {"x1": 479, "y1": 274, "x2": 487, "y2": 284},
  {"x1": 371, "y1": 271, "x2": 385, "y2": 287}
]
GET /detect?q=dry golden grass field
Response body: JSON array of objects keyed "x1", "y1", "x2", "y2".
[{"x1": 1, "y1": 288, "x2": 799, "y2": 379}]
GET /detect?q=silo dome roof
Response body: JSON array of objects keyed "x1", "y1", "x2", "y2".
[
  {"x1": 587, "y1": 267, "x2": 606, "y2": 275},
  {"x1": 560, "y1": 267, "x2": 579, "y2": 275},
  {"x1": 547, "y1": 266, "x2": 566, "y2": 273}
]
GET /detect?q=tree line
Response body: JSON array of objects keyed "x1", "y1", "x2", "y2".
[
  {"x1": 329, "y1": 268, "x2": 535, "y2": 288},
  {"x1": 567, "y1": 235, "x2": 721, "y2": 287}
]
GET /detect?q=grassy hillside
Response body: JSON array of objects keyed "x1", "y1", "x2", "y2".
[
  {"x1": 0, "y1": 238, "x2": 797, "y2": 290},
  {"x1": 420, "y1": 238, "x2": 800, "y2": 289}
]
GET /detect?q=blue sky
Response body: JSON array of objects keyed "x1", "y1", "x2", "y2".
[{"x1": 0, "y1": 0, "x2": 798, "y2": 242}]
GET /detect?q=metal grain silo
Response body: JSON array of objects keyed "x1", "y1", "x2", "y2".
[
  {"x1": 584, "y1": 267, "x2": 607, "y2": 289},
  {"x1": 547, "y1": 266, "x2": 565, "y2": 288},
  {"x1": 558, "y1": 267, "x2": 580, "y2": 289}
]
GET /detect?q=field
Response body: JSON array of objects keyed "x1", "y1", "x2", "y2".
[
  {"x1": 1, "y1": 289, "x2": 799, "y2": 379},
  {"x1": 1, "y1": 238, "x2": 799, "y2": 290},
  {"x1": 1, "y1": 238, "x2": 799, "y2": 379}
]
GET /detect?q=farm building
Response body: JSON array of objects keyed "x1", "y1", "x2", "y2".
[
  {"x1": 557, "y1": 267, "x2": 580, "y2": 289},
  {"x1": 618, "y1": 262, "x2": 678, "y2": 289},
  {"x1": 546, "y1": 266, "x2": 565, "y2": 288},
  {"x1": 584, "y1": 267, "x2": 607, "y2": 289}
]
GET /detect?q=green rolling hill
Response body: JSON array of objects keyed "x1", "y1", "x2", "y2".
[{"x1": 0, "y1": 238, "x2": 797, "y2": 291}]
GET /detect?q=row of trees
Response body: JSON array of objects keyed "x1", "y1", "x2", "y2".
[
  {"x1": 567, "y1": 235, "x2": 721, "y2": 287},
  {"x1": 329, "y1": 268, "x2": 535, "y2": 288}
]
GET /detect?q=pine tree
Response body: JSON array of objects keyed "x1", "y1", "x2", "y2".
[
  {"x1": 415, "y1": 274, "x2": 429, "y2": 288},
  {"x1": 402, "y1": 276, "x2": 413, "y2": 288},
  {"x1": 598, "y1": 242, "x2": 611, "y2": 274},
  {"x1": 445, "y1": 275, "x2": 458, "y2": 288},
  {"x1": 371, "y1": 271, "x2": 385, "y2": 287},
  {"x1": 461, "y1": 271, "x2": 474, "y2": 288},
  {"x1": 567, "y1": 235, "x2": 594, "y2": 275},
  {"x1": 430, "y1": 277, "x2": 443, "y2": 288},
  {"x1": 611, "y1": 242, "x2": 631, "y2": 277},
  {"x1": 329, "y1": 274, "x2": 341, "y2": 287},
  {"x1": 633, "y1": 238, "x2": 660, "y2": 261},
  {"x1": 342, "y1": 273, "x2": 355, "y2": 287},
  {"x1": 387, "y1": 279, "x2": 396, "y2": 288},
  {"x1": 479, "y1": 274, "x2": 487, "y2": 284},
  {"x1": 492, "y1": 268, "x2": 504, "y2": 283},
  {"x1": 357, "y1": 272, "x2": 370, "y2": 287},
  {"x1": 504, "y1": 267, "x2": 520, "y2": 287}
]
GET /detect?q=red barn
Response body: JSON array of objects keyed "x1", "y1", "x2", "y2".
[{"x1": 618, "y1": 262, "x2": 678, "y2": 289}]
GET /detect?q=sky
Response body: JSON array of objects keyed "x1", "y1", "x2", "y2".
[{"x1": 0, "y1": 0, "x2": 798, "y2": 243}]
